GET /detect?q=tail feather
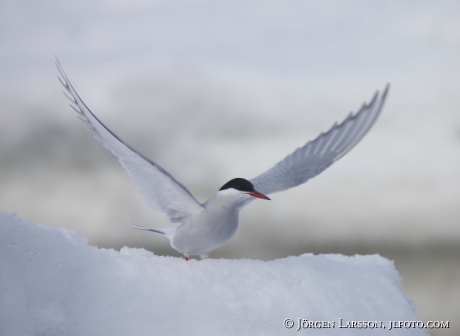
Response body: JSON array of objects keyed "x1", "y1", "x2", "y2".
[
  {"x1": 129, "y1": 223, "x2": 176, "y2": 240},
  {"x1": 129, "y1": 223, "x2": 164, "y2": 234}
]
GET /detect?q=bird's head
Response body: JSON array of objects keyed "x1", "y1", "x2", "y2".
[{"x1": 219, "y1": 178, "x2": 270, "y2": 200}]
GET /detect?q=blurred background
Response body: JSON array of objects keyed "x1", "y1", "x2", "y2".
[{"x1": 1, "y1": 1, "x2": 459, "y2": 334}]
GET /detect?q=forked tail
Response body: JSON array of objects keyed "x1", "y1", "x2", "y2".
[{"x1": 129, "y1": 223, "x2": 176, "y2": 240}]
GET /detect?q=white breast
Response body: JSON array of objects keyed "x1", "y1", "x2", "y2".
[{"x1": 171, "y1": 189, "x2": 244, "y2": 256}]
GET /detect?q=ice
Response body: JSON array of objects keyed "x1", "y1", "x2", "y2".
[{"x1": 0, "y1": 211, "x2": 426, "y2": 335}]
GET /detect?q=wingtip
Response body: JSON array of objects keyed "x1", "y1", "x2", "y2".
[
  {"x1": 379, "y1": 83, "x2": 391, "y2": 103},
  {"x1": 54, "y1": 56, "x2": 62, "y2": 69},
  {"x1": 381, "y1": 83, "x2": 390, "y2": 98}
]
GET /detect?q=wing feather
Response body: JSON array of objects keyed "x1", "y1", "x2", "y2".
[
  {"x1": 239, "y1": 85, "x2": 389, "y2": 209},
  {"x1": 56, "y1": 59, "x2": 203, "y2": 222}
]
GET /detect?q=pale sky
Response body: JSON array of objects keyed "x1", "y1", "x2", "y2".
[{"x1": 1, "y1": 0, "x2": 459, "y2": 254}]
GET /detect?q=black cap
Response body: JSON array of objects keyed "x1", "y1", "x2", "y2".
[{"x1": 219, "y1": 178, "x2": 255, "y2": 192}]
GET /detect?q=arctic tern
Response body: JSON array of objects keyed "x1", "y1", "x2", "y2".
[{"x1": 56, "y1": 59, "x2": 389, "y2": 260}]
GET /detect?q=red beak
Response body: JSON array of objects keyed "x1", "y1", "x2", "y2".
[{"x1": 249, "y1": 190, "x2": 271, "y2": 200}]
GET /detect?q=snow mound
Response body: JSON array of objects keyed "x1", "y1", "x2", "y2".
[{"x1": 0, "y1": 211, "x2": 425, "y2": 335}]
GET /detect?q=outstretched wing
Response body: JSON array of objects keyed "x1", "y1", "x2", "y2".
[
  {"x1": 56, "y1": 59, "x2": 203, "y2": 222},
  {"x1": 240, "y1": 84, "x2": 389, "y2": 209}
]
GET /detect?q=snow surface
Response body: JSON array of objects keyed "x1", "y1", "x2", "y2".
[{"x1": 0, "y1": 211, "x2": 426, "y2": 336}]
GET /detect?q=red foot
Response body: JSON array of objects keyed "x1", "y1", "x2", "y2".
[{"x1": 184, "y1": 256, "x2": 189, "y2": 261}]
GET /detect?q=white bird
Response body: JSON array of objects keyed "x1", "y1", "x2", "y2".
[{"x1": 56, "y1": 59, "x2": 389, "y2": 260}]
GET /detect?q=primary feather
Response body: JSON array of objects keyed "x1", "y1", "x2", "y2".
[
  {"x1": 56, "y1": 59, "x2": 203, "y2": 223},
  {"x1": 238, "y1": 84, "x2": 389, "y2": 209}
]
